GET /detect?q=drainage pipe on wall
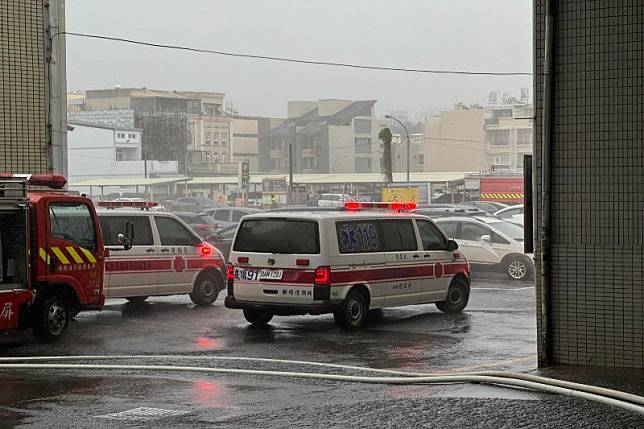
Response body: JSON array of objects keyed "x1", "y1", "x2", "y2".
[{"x1": 539, "y1": 0, "x2": 555, "y2": 367}]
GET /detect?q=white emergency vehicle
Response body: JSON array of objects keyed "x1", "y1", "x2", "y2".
[
  {"x1": 97, "y1": 202, "x2": 226, "y2": 305},
  {"x1": 225, "y1": 202, "x2": 470, "y2": 329}
]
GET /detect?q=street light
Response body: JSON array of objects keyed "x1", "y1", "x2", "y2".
[{"x1": 385, "y1": 114, "x2": 411, "y2": 183}]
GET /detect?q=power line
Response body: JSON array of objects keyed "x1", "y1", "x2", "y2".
[{"x1": 55, "y1": 32, "x2": 533, "y2": 77}]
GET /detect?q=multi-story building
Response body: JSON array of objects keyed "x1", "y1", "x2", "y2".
[
  {"x1": 1, "y1": 0, "x2": 67, "y2": 174},
  {"x1": 423, "y1": 109, "x2": 488, "y2": 173},
  {"x1": 484, "y1": 104, "x2": 534, "y2": 170},
  {"x1": 81, "y1": 88, "x2": 233, "y2": 174},
  {"x1": 391, "y1": 133, "x2": 424, "y2": 173},
  {"x1": 263, "y1": 99, "x2": 380, "y2": 174},
  {"x1": 232, "y1": 116, "x2": 284, "y2": 173}
]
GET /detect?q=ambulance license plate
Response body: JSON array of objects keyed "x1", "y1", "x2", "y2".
[
  {"x1": 258, "y1": 269, "x2": 283, "y2": 280},
  {"x1": 234, "y1": 268, "x2": 283, "y2": 281}
]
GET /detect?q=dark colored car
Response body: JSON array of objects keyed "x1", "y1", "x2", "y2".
[
  {"x1": 174, "y1": 212, "x2": 220, "y2": 238},
  {"x1": 205, "y1": 225, "x2": 237, "y2": 262}
]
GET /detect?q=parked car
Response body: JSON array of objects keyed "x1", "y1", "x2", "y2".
[
  {"x1": 494, "y1": 204, "x2": 524, "y2": 226},
  {"x1": 173, "y1": 212, "x2": 221, "y2": 238},
  {"x1": 463, "y1": 201, "x2": 508, "y2": 214},
  {"x1": 434, "y1": 215, "x2": 533, "y2": 281},
  {"x1": 205, "y1": 207, "x2": 264, "y2": 228},
  {"x1": 413, "y1": 204, "x2": 488, "y2": 219},
  {"x1": 205, "y1": 225, "x2": 237, "y2": 262},
  {"x1": 317, "y1": 193, "x2": 355, "y2": 207}
]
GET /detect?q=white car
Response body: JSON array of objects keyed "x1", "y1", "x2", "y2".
[
  {"x1": 225, "y1": 204, "x2": 470, "y2": 329},
  {"x1": 98, "y1": 210, "x2": 226, "y2": 305},
  {"x1": 494, "y1": 204, "x2": 524, "y2": 226},
  {"x1": 317, "y1": 194, "x2": 355, "y2": 208},
  {"x1": 434, "y1": 216, "x2": 533, "y2": 281}
]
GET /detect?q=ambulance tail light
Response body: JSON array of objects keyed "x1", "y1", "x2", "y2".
[
  {"x1": 226, "y1": 263, "x2": 235, "y2": 281},
  {"x1": 314, "y1": 266, "x2": 331, "y2": 286},
  {"x1": 313, "y1": 266, "x2": 331, "y2": 300},
  {"x1": 226, "y1": 263, "x2": 235, "y2": 295}
]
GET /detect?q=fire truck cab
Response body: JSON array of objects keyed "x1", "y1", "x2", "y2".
[{"x1": 0, "y1": 174, "x2": 131, "y2": 341}]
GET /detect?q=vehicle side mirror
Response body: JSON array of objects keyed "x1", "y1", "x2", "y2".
[
  {"x1": 116, "y1": 221, "x2": 135, "y2": 250},
  {"x1": 480, "y1": 234, "x2": 491, "y2": 243},
  {"x1": 445, "y1": 239, "x2": 459, "y2": 252}
]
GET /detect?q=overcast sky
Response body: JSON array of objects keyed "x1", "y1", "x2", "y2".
[{"x1": 66, "y1": 0, "x2": 532, "y2": 118}]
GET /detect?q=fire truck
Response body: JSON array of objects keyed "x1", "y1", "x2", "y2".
[{"x1": 0, "y1": 174, "x2": 132, "y2": 341}]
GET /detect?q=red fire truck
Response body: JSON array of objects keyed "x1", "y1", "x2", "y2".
[{"x1": 0, "y1": 174, "x2": 132, "y2": 341}]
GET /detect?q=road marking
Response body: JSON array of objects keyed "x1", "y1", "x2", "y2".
[
  {"x1": 472, "y1": 286, "x2": 535, "y2": 291},
  {"x1": 96, "y1": 407, "x2": 190, "y2": 422}
]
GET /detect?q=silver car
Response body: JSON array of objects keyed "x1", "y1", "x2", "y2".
[{"x1": 435, "y1": 215, "x2": 533, "y2": 281}]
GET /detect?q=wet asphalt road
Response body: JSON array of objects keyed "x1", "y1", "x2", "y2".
[{"x1": 0, "y1": 273, "x2": 642, "y2": 427}]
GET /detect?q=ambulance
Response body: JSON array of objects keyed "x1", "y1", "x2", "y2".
[
  {"x1": 97, "y1": 203, "x2": 226, "y2": 305},
  {"x1": 225, "y1": 201, "x2": 470, "y2": 329}
]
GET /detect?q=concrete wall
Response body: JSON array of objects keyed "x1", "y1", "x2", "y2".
[
  {"x1": 68, "y1": 126, "x2": 115, "y2": 181},
  {"x1": 534, "y1": 0, "x2": 644, "y2": 369},
  {"x1": 0, "y1": 0, "x2": 49, "y2": 173},
  {"x1": 423, "y1": 110, "x2": 488, "y2": 173}
]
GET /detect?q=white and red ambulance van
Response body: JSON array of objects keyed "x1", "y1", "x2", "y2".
[
  {"x1": 97, "y1": 204, "x2": 225, "y2": 306},
  {"x1": 225, "y1": 202, "x2": 470, "y2": 328}
]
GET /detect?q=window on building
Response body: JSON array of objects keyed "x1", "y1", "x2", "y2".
[
  {"x1": 127, "y1": 133, "x2": 136, "y2": 140},
  {"x1": 418, "y1": 154, "x2": 424, "y2": 165},
  {"x1": 355, "y1": 157, "x2": 372, "y2": 173},
  {"x1": 302, "y1": 157, "x2": 316, "y2": 170},
  {"x1": 354, "y1": 119, "x2": 372, "y2": 134},
  {"x1": 489, "y1": 154, "x2": 511, "y2": 166},
  {"x1": 354, "y1": 137, "x2": 371, "y2": 154},
  {"x1": 221, "y1": 131, "x2": 227, "y2": 142},
  {"x1": 115, "y1": 148, "x2": 124, "y2": 161},
  {"x1": 205, "y1": 131, "x2": 211, "y2": 143},
  {"x1": 116, "y1": 132, "x2": 125, "y2": 139},
  {"x1": 517, "y1": 129, "x2": 533, "y2": 145},
  {"x1": 490, "y1": 130, "x2": 510, "y2": 145}
]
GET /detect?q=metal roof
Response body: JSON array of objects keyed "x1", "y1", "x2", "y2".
[
  {"x1": 69, "y1": 177, "x2": 190, "y2": 187},
  {"x1": 188, "y1": 172, "x2": 468, "y2": 186}
]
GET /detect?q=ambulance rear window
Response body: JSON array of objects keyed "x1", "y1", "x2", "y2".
[{"x1": 234, "y1": 219, "x2": 320, "y2": 254}]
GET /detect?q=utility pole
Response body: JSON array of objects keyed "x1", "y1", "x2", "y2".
[{"x1": 288, "y1": 141, "x2": 294, "y2": 205}]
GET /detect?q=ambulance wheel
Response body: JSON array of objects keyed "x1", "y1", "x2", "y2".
[
  {"x1": 334, "y1": 290, "x2": 368, "y2": 329},
  {"x1": 243, "y1": 309, "x2": 273, "y2": 327},
  {"x1": 32, "y1": 293, "x2": 70, "y2": 342},
  {"x1": 189, "y1": 272, "x2": 221, "y2": 306},
  {"x1": 436, "y1": 277, "x2": 470, "y2": 313},
  {"x1": 505, "y1": 255, "x2": 533, "y2": 281},
  {"x1": 126, "y1": 296, "x2": 148, "y2": 303}
]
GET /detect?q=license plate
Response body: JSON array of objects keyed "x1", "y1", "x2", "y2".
[
  {"x1": 234, "y1": 268, "x2": 283, "y2": 281},
  {"x1": 258, "y1": 269, "x2": 283, "y2": 280}
]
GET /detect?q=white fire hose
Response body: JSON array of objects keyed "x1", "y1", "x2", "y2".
[{"x1": 0, "y1": 355, "x2": 643, "y2": 415}]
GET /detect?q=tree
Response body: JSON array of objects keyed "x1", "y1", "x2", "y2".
[{"x1": 379, "y1": 127, "x2": 393, "y2": 184}]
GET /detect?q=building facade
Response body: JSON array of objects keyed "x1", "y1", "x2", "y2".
[
  {"x1": 81, "y1": 88, "x2": 233, "y2": 175},
  {"x1": 534, "y1": 1, "x2": 644, "y2": 369},
  {"x1": 391, "y1": 133, "x2": 424, "y2": 174},
  {"x1": 264, "y1": 99, "x2": 380, "y2": 174},
  {"x1": 423, "y1": 109, "x2": 488, "y2": 173},
  {"x1": 1, "y1": 0, "x2": 67, "y2": 174},
  {"x1": 485, "y1": 104, "x2": 534, "y2": 170}
]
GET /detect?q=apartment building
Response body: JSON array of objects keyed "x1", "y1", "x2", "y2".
[
  {"x1": 263, "y1": 99, "x2": 379, "y2": 174},
  {"x1": 485, "y1": 104, "x2": 534, "y2": 170},
  {"x1": 232, "y1": 116, "x2": 284, "y2": 173}
]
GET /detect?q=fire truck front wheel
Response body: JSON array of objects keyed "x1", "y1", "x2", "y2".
[
  {"x1": 189, "y1": 271, "x2": 222, "y2": 306},
  {"x1": 31, "y1": 293, "x2": 71, "y2": 342}
]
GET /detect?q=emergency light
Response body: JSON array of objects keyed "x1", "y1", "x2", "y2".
[
  {"x1": 97, "y1": 200, "x2": 159, "y2": 209},
  {"x1": 343, "y1": 201, "x2": 417, "y2": 211},
  {"x1": 0, "y1": 173, "x2": 67, "y2": 189}
]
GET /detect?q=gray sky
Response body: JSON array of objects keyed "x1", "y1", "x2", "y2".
[{"x1": 66, "y1": 0, "x2": 532, "y2": 118}]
